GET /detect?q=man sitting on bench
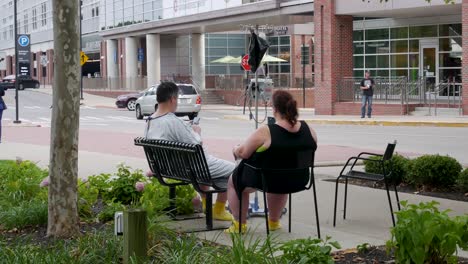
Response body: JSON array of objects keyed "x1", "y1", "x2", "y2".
[{"x1": 144, "y1": 81, "x2": 234, "y2": 221}]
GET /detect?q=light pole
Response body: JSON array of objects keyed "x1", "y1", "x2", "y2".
[
  {"x1": 13, "y1": 0, "x2": 21, "y2": 124},
  {"x1": 80, "y1": 0, "x2": 83, "y2": 100}
]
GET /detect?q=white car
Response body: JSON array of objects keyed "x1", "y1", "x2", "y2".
[{"x1": 135, "y1": 83, "x2": 202, "y2": 120}]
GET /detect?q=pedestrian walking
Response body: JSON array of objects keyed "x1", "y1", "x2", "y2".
[
  {"x1": 0, "y1": 86, "x2": 7, "y2": 143},
  {"x1": 360, "y1": 71, "x2": 374, "y2": 118}
]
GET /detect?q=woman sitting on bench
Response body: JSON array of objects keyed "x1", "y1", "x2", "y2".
[{"x1": 226, "y1": 90, "x2": 318, "y2": 233}]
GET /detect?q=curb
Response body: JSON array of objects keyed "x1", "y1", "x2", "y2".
[
  {"x1": 223, "y1": 115, "x2": 468, "y2": 127},
  {"x1": 4, "y1": 122, "x2": 41, "y2": 128}
]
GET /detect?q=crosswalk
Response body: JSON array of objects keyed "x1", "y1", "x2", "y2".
[
  {"x1": 3, "y1": 115, "x2": 142, "y2": 127},
  {"x1": 4, "y1": 105, "x2": 97, "y2": 110}
]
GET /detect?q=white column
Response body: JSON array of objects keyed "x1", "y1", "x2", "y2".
[
  {"x1": 125, "y1": 37, "x2": 138, "y2": 89},
  {"x1": 146, "y1": 34, "x2": 161, "y2": 87},
  {"x1": 106, "y1": 39, "x2": 118, "y2": 78},
  {"x1": 191, "y1": 33, "x2": 205, "y2": 90}
]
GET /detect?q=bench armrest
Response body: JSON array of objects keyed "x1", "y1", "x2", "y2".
[
  {"x1": 357, "y1": 152, "x2": 383, "y2": 158},
  {"x1": 339, "y1": 156, "x2": 384, "y2": 176}
]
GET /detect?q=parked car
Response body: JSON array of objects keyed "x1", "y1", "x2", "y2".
[
  {"x1": 115, "y1": 90, "x2": 146, "y2": 111},
  {"x1": 0, "y1": 75, "x2": 40, "y2": 90},
  {"x1": 135, "y1": 83, "x2": 202, "y2": 120}
]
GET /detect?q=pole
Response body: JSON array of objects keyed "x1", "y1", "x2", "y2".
[
  {"x1": 80, "y1": 0, "x2": 83, "y2": 100},
  {"x1": 13, "y1": 0, "x2": 20, "y2": 124},
  {"x1": 302, "y1": 36, "x2": 306, "y2": 108}
]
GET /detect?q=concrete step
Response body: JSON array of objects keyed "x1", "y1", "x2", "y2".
[
  {"x1": 200, "y1": 91, "x2": 225, "y2": 104},
  {"x1": 410, "y1": 107, "x2": 461, "y2": 116}
]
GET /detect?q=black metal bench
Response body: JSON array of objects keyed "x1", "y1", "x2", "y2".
[{"x1": 135, "y1": 138, "x2": 228, "y2": 231}]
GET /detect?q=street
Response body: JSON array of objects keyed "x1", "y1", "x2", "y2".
[{"x1": 2, "y1": 89, "x2": 468, "y2": 164}]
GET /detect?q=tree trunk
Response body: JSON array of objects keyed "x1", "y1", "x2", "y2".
[{"x1": 47, "y1": 0, "x2": 80, "y2": 238}]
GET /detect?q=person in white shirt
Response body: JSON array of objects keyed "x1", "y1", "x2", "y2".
[{"x1": 145, "y1": 82, "x2": 234, "y2": 221}]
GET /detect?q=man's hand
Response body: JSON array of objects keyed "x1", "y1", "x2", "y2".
[{"x1": 192, "y1": 125, "x2": 201, "y2": 136}]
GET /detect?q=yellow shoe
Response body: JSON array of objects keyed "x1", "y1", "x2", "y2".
[
  {"x1": 213, "y1": 201, "x2": 233, "y2": 221},
  {"x1": 224, "y1": 221, "x2": 247, "y2": 234},
  {"x1": 268, "y1": 220, "x2": 282, "y2": 231}
]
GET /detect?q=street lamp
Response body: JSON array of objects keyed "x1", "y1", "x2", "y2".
[{"x1": 13, "y1": 0, "x2": 20, "y2": 124}]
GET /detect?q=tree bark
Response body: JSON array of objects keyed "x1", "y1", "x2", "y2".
[{"x1": 47, "y1": 0, "x2": 80, "y2": 238}]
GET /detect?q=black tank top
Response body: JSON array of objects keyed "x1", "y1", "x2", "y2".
[
  {"x1": 247, "y1": 121, "x2": 317, "y2": 169},
  {"x1": 237, "y1": 121, "x2": 317, "y2": 192}
]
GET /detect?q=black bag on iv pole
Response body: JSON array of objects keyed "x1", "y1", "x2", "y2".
[{"x1": 248, "y1": 32, "x2": 269, "y2": 73}]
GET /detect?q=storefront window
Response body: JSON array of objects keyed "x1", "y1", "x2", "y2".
[
  {"x1": 439, "y1": 37, "x2": 462, "y2": 52},
  {"x1": 365, "y1": 41, "x2": 389, "y2": 54},
  {"x1": 409, "y1": 25, "x2": 438, "y2": 38},
  {"x1": 391, "y1": 54, "x2": 408, "y2": 68},
  {"x1": 439, "y1": 53, "x2": 462, "y2": 68},
  {"x1": 354, "y1": 56, "x2": 364, "y2": 68},
  {"x1": 391, "y1": 69, "x2": 408, "y2": 77},
  {"x1": 409, "y1": 54, "x2": 419, "y2": 68},
  {"x1": 365, "y1": 28, "x2": 389, "y2": 40},
  {"x1": 353, "y1": 30, "x2": 364, "y2": 41},
  {"x1": 439, "y1": 24, "x2": 462, "y2": 37},
  {"x1": 354, "y1": 42, "x2": 364, "y2": 54},
  {"x1": 365, "y1": 55, "x2": 389, "y2": 68},
  {"x1": 390, "y1": 40, "x2": 408, "y2": 53},
  {"x1": 391, "y1": 27, "x2": 408, "y2": 39}
]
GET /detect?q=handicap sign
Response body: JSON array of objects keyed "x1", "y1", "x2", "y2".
[{"x1": 18, "y1": 35, "x2": 30, "y2": 47}]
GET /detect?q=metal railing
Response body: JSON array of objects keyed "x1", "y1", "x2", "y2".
[
  {"x1": 337, "y1": 76, "x2": 407, "y2": 104},
  {"x1": 427, "y1": 81, "x2": 463, "y2": 116},
  {"x1": 212, "y1": 74, "x2": 314, "y2": 90}
]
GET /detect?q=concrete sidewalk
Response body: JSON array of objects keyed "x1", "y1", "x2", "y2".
[{"x1": 0, "y1": 141, "x2": 466, "y2": 257}]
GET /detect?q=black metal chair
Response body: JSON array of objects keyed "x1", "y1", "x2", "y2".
[
  {"x1": 235, "y1": 163, "x2": 321, "y2": 238},
  {"x1": 333, "y1": 141, "x2": 401, "y2": 227},
  {"x1": 135, "y1": 138, "x2": 227, "y2": 231}
]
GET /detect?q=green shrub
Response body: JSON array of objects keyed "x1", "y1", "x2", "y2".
[
  {"x1": 387, "y1": 201, "x2": 468, "y2": 264},
  {"x1": 364, "y1": 154, "x2": 410, "y2": 185},
  {"x1": 457, "y1": 168, "x2": 468, "y2": 193},
  {"x1": 280, "y1": 236, "x2": 341, "y2": 264},
  {"x1": 407, "y1": 155, "x2": 462, "y2": 188},
  {"x1": 0, "y1": 160, "x2": 48, "y2": 206},
  {"x1": 0, "y1": 199, "x2": 48, "y2": 230}
]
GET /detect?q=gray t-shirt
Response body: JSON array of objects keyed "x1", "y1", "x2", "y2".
[{"x1": 145, "y1": 113, "x2": 234, "y2": 180}]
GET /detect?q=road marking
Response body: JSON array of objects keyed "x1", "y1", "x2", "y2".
[
  {"x1": 201, "y1": 117, "x2": 220, "y2": 120},
  {"x1": 80, "y1": 106, "x2": 96, "y2": 110},
  {"x1": 24, "y1": 106, "x2": 42, "y2": 109},
  {"x1": 82, "y1": 116, "x2": 102, "y2": 120},
  {"x1": 105, "y1": 116, "x2": 139, "y2": 121},
  {"x1": 4, "y1": 118, "x2": 11, "y2": 121},
  {"x1": 39, "y1": 117, "x2": 51, "y2": 122}
]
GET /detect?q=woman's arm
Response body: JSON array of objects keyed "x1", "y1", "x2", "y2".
[{"x1": 234, "y1": 125, "x2": 269, "y2": 160}]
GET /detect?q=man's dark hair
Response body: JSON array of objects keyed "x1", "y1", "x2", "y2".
[{"x1": 156, "y1": 82, "x2": 179, "y2": 103}]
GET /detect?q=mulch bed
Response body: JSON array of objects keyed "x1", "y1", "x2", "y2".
[
  {"x1": 0, "y1": 222, "x2": 108, "y2": 247},
  {"x1": 332, "y1": 246, "x2": 468, "y2": 264},
  {"x1": 325, "y1": 179, "x2": 468, "y2": 202}
]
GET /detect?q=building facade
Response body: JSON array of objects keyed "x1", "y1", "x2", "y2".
[{"x1": 314, "y1": 0, "x2": 467, "y2": 115}]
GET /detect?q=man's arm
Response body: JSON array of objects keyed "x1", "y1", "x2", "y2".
[{"x1": 360, "y1": 80, "x2": 368, "y2": 90}]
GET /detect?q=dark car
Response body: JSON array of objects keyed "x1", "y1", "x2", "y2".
[
  {"x1": 0, "y1": 75, "x2": 40, "y2": 90},
  {"x1": 115, "y1": 90, "x2": 145, "y2": 111}
]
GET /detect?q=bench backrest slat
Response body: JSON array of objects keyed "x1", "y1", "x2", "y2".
[{"x1": 135, "y1": 138, "x2": 213, "y2": 186}]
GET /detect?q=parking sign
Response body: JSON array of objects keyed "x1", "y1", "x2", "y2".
[{"x1": 18, "y1": 35, "x2": 30, "y2": 47}]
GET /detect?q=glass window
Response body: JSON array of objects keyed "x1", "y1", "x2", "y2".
[
  {"x1": 353, "y1": 30, "x2": 364, "y2": 41},
  {"x1": 390, "y1": 40, "x2": 408, "y2": 53},
  {"x1": 439, "y1": 53, "x2": 462, "y2": 68},
  {"x1": 365, "y1": 41, "x2": 389, "y2": 54},
  {"x1": 365, "y1": 28, "x2": 389, "y2": 41},
  {"x1": 409, "y1": 54, "x2": 419, "y2": 68},
  {"x1": 409, "y1": 40, "x2": 419, "y2": 52},
  {"x1": 229, "y1": 48, "x2": 245, "y2": 57},
  {"x1": 390, "y1": 54, "x2": 408, "y2": 68},
  {"x1": 365, "y1": 55, "x2": 389, "y2": 68},
  {"x1": 208, "y1": 48, "x2": 227, "y2": 56},
  {"x1": 409, "y1": 69, "x2": 419, "y2": 81},
  {"x1": 391, "y1": 27, "x2": 408, "y2": 39},
  {"x1": 354, "y1": 42, "x2": 364, "y2": 54},
  {"x1": 208, "y1": 38, "x2": 227, "y2": 47},
  {"x1": 409, "y1": 25, "x2": 437, "y2": 38},
  {"x1": 439, "y1": 38, "x2": 462, "y2": 52},
  {"x1": 267, "y1": 37, "x2": 278, "y2": 45},
  {"x1": 354, "y1": 56, "x2": 364, "y2": 68},
  {"x1": 228, "y1": 38, "x2": 246, "y2": 47},
  {"x1": 439, "y1": 24, "x2": 462, "y2": 37},
  {"x1": 279, "y1": 36, "x2": 290, "y2": 45},
  {"x1": 280, "y1": 64, "x2": 290, "y2": 73},
  {"x1": 439, "y1": 69, "x2": 461, "y2": 83},
  {"x1": 391, "y1": 69, "x2": 408, "y2": 78},
  {"x1": 269, "y1": 46, "x2": 278, "y2": 55},
  {"x1": 353, "y1": 70, "x2": 364, "y2": 78}
]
